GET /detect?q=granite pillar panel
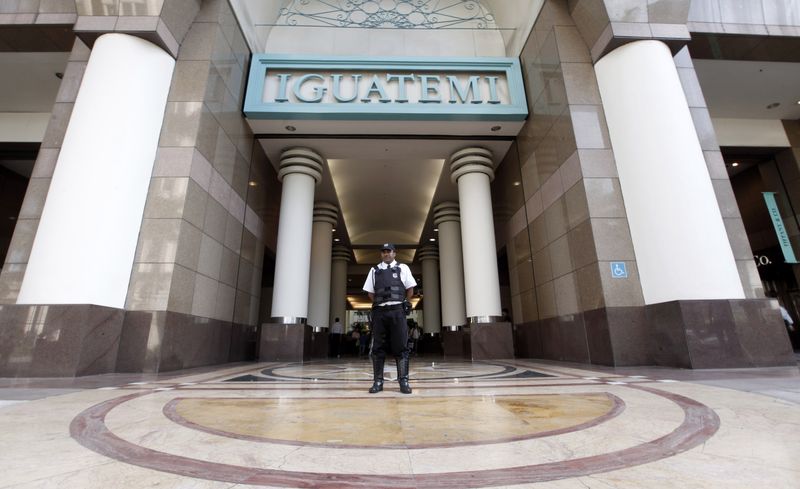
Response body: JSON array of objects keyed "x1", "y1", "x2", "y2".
[
  {"x1": 646, "y1": 302, "x2": 693, "y2": 368},
  {"x1": 606, "y1": 307, "x2": 652, "y2": 366},
  {"x1": 0, "y1": 304, "x2": 124, "y2": 377},
  {"x1": 259, "y1": 323, "x2": 312, "y2": 362},
  {"x1": 557, "y1": 314, "x2": 591, "y2": 363},
  {"x1": 228, "y1": 323, "x2": 257, "y2": 362},
  {"x1": 678, "y1": 300, "x2": 795, "y2": 368},
  {"x1": 417, "y1": 334, "x2": 443, "y2": 355},
  {"x1": 310, "y1": 331, "x2": 329, "y2": 359},
  {"x1": 583, "y1": 309, "x2": 614, "y2": 366},
  {"x1": 116, "y1": 311, "x2": 234, "y2": 373},
  {"x1": 538, "y1": 317, "x2": 562, "y2": 361},
  {"x1": 441, "y1": 329, "x2": 468, "y2": 358},
  {"x1": 470, "y1": 322, "x2": 514, "y2": 360},
  {"x1": 729, "y1": 300, "x2": 796, "y2": 367}
]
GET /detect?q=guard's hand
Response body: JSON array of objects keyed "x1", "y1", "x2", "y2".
[{"x1": 402, "y1": 300, "x2": 412, "y2": 316}]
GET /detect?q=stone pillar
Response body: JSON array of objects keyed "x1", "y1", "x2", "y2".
[
  {"x1": 449, "y1": 147, "x2": 513, "y2": 359},
  {"x1": 307, "y1": 203, "x2": 338, "y2": 330},
  {"x1": 433, "y1": 202, "x2": 468, "y2": 357},
  {"x1": 417, "y1": 245, "x2": 441, "y2": 335},
  {"x1": 261, "y1": 148, "x2": 323, "y2": 361},
  {"x1": 17, "y1": 33, "x2": 175, "y2": 308},
  {"x1": 330, "y1": 245, "x2": 350, "y2": 328},
  {"x1": 449, "y1": 147, "x2": 503, "y2": 320},
  {"x1": 307, "y1": 202, "x2": 337, "y2": 357},
  {"x1": 595, "y1": 41, "x2": 744, "y2": 304},
  {"x1": 433, "y1": 203, "x2": 467, "y2": 329}
]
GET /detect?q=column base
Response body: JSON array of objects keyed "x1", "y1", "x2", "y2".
[
  {"x1": 0, "y1": 304, "x2": 124, "y2": 377},
  {"x1": 470, "y1": 321, "x2": 514, "y2": 360},
  {"x1": 442, "y1": 328, "x2": 470, "y2": 358},
  {"x1": 117, "y1": 311, "x2": 242, "y2": 373},
  {"x1": 259, "y1": 323, "x2": 313, "y2": 362},
  {"x1": 310, "y1": 330, "x2": 329, "y2": 358},
  {"x1": 517, "y1": 299, "x2": 795, "y2": 368}
]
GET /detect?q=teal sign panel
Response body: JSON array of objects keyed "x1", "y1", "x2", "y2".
[
  {"x1": 244, "y1": 55, "x2": 528, "y2": 121},
  {"x1": 763, "y1": 192, "x2": 799, "y2": 264}
]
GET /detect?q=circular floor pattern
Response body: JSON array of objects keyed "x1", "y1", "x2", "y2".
[
  {"x1": 69, "y1": 363, "x2": 721, "y2": 489},
  {"x1": 162, "y1": 392, "x2": 624, "y2": 449}
]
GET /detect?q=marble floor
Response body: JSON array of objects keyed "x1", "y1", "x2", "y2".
[{"x1": 1, "y1": 357, "x2": 799, "y2": 488}]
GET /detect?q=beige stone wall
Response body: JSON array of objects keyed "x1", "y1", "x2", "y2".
[
  {"x1": 126, "y1": 0, "x2": 272, "y2": 327},
  {"x1": 498, "y1": 0, "x2": 644, "y2": 326}
]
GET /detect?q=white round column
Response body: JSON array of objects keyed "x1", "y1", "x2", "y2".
[
  {"x1": 17, "y1": 34, "x2": 175, "y2": 308},
  {"x1": 594, "y1": 40, "x2": 744, "y2": 303},
  {"x1": 433, "y1": 202, "x2": 467, "y2": 329},
  {"x1": 330, "y1": 245, "x2": 351, "y2": 328},
  {"x1": 450, "y1": 147, "x2": 502, "y2": 322},
  {"x1": 417, "y1": 245, "x2": 441, "y2": 335},
  {"x1": 307, "y1": 202, "x2": 338, "y2": 330},
  {"x1": 270, "y1": 148, "x2": 323, "y2": 323}
]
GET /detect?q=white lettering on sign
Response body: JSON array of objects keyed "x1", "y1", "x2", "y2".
[{"x1": 263, "y1": 71, "x2": 511, "y2": 105}]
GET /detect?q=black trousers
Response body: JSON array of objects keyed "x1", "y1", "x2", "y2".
[{"x1": 371, "y1": 306, "x2": 409, "y2": 360}]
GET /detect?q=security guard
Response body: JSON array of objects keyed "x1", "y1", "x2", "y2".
[{"x1": 362, "y1": 243, "x2": 417, "y2": 394}]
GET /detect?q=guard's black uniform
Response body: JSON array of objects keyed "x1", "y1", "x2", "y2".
[{"x1": 371, "y1": 265, "x2": 410, "y2": 361}]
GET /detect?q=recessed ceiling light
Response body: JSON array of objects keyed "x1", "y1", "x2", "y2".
[
  {"x1": 285, "y1": 125, "x2": 296, "y2": 131},
  {"x1": 248, "y1": 181, "x2": 257, "y2": 187},
  {"x1": 331, "y1": 228, "x2": 336, "y2": 232},
  {"x1": 334, "y1": 238, "x2": 340, "y2": 242},
  {"x1": 796, "y1": 100, "x2": 800, "y2": 105},
  {"x1": 55, "y1": 72, "x2": 63, "y2": 79},
  {"x1": 512, "y1": 181, "x2": 521, "y2": 186},
  {"x1": 429, "y1": 238, "x2": 436, "y2": 242},
  {"x1": 766, "y1": 102, "x2": 780, "y2": 109},
  {"x1": 490, "y1": 126, "x2": 502, "y2": 132},
  {"x1": 731, "y1": 162, "x2": 739, "y2": 167},
  {"x1": 433, "y1": 228, "x2": 438, "y2": 232}
]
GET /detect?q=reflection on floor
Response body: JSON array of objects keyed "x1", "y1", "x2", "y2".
[{"x1": 1, "y1": 358, "x2": 799, "y2": 488}]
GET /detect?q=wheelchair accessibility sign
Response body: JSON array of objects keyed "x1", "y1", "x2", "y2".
[{"x1": 610, "y1": 262, "x2": 628, "y2": 279}]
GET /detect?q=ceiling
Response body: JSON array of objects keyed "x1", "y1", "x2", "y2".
[
  {"x1": 258, "y1": 137, "x2": 513, "y2": 265},
  {"x1": 693, "y1": 58, "x2": 800, "y2": 120}
]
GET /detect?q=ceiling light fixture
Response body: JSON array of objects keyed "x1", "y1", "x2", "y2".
[
  {"x1": 490, "y1": 126, "x2": 502, "y2": 132},
  {"x1": 731, "y1": 162, "x2": 739, "y2": 167},
  {"x1": 248, "y1": 181, "x2": 257, "y2": 187},
  {"x1": 334, "y1": 238, "x2": 340, "y2": 242},
  {"x1": 512, "y1": 181, "x2": 521, "y2": 186},
  {"x1": 55, "y1": 72, "x2": 63, "y2": 79},
  {"x1": 766, "y1": 102, "x2": 780, "y2": 109},
  {"x1": 285, "y1": 125, "x2": 296, "y2": 131},
  {"x1": 433, "y1": 228, "x2": 438, "y2": 232},
  {"x1": 429, "y1": 238, "x2": 436, "y2": 242}
]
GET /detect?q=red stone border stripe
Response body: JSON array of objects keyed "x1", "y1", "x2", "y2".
[{"x1": 69, "y1": 383, "x2": 719, "y2": 488}]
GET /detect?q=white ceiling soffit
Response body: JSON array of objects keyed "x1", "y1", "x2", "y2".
[
  {"x1": 229, "y1": 1, "x2": 543, "y2": 57},
  {"x1": 258, "y1": 137, "x2": 512, "y2": 264},
  {"x1": 0, "y1": 52, "x2": 68, "y2": 113},
  {"x1": 693, "y1": 59, "x2": 800, "y2": 120}
]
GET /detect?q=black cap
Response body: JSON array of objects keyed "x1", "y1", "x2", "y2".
[{"x1": 380, "y1": 243, "x2": 396, "y2": 251}]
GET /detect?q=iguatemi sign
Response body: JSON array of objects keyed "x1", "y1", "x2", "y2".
[{"x1": 244, "y1": 55, "x2": 527, "y2": 121}]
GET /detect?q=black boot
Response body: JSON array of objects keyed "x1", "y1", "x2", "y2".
[
  {"x1": 397, "y1": 356, "x2": 412, "y2": 394},
  {"x1": 369, "y1": 356, "x2": 384, "y2": 393}
]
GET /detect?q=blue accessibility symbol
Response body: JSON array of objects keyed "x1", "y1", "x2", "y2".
[{"x1": 610, "y1": 262, "x2": 628, "y2": 279}]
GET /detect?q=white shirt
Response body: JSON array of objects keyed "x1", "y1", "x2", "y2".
[
  {"x1": 780, "y1": 306, "x2": 794, "y2": 325},
  {"x1": 362, "y1": 260, "x2": 417, "y2": 305},
  {"x1": 331, "y1": 320, "x2": 344, "y2": 334}
]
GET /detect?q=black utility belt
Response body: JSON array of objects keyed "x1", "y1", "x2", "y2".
[{"x1": 373, "y1": 304, "x2": 403, "y2": 311}]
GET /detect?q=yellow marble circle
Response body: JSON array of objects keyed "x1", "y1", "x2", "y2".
[{"x1": 173, "y1": 394, "x2": 616, "y2": 447}]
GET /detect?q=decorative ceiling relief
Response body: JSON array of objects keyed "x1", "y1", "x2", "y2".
[{"x1": 277, "y1": 0, "x2": 495, "y2": 29}]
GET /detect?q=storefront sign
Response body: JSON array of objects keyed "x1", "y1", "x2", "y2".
[
  {"x1": 244, "y1": 55, "x2": 527, "y2": 121},
  {"x1": 763, "y1": 192, "x2": 799, "y2": 264}
]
